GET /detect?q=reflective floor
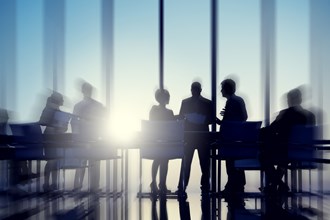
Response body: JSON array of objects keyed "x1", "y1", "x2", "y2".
[
  {"x1": 0, "y1": 184, "x2": 328, "y2": 220},
  {"x1": 1, "y1": 152, "x2": 329, "y2": 219}
]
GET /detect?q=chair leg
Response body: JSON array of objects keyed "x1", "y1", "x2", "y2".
[
  {"x1": 139, "y1": 156, "x2": 142, "y2": 196},
  {"x1": 63, "y1": 169, "x2": 65, "y2": 191}
]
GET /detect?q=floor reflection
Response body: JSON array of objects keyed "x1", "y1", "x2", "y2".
[
  {"x1": 0, "y1": 188, "x2": 326, "y2": 219},
  {"x1": 0, "y1": 192, "x2": 330, "y2": 220}
]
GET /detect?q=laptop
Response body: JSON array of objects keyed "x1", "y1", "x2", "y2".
[{"x1": 53, "y1": 111, "x2": 72, "y2": 128}]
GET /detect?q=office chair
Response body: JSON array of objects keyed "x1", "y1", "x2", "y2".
[
  {"x1": 139, "y1": 120, "x2": 185, "y2": 198},
  {"x1": 212, "y1": 121, "x2": 262, "y2": 199},
  {"x1": 9, "y1": 123, "x2": 44, "y2": 191}
]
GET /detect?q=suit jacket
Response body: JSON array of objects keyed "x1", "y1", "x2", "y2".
[
  {"x1": 222, "y1": 94, "x2": 248, "y2": 122},
  {"x1": 179, "y1": 96, "x2": 212, "y2": 131},
  {"x1": 269, "y1": 105, "x2": 316, "y2": 142}
]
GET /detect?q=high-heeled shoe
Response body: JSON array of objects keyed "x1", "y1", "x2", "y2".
[
  {"x1": 158, "y1": 185, "x2": 171, "y2": 196},
  {"x1": 150, "y1": 182, "x2": 159, "y2": 195}
]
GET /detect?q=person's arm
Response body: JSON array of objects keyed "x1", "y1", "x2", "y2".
[
  {"x1": 39, "y1": 108, "x2": 53, "y2": 126},
  {"x1": 241, "y1": 99, "x2": 248, "y2": 121}
]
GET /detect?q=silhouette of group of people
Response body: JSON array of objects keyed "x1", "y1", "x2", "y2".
[
  {"x1": 147, "y1": 82, "x2": 213, "y2": 198},
  {"x1": 1, "y1": 77, "x2": 317, "y2": 202},
  {"x1": 38, "y1": 81, "x2": 106, "y2": 192},
  {"x1": 4, "y1": 80, "x2": 106, "y2": 192},
  {"x1": 147, "y1": 79, "x2": 316, "y2": 206}
]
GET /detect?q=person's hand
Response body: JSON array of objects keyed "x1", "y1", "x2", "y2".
[{"x1": 220, "y1": 108, "x2": 225, "y2": 116}]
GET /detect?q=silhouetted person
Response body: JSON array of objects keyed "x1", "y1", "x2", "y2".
[
  {"x1": 71, "y1": 81, "x2": 106, "y2": 192},
  {"x1": 39, "y1": 91, "x2": 67, "y2": 191},
  {"x1": 177, "y1": 82, "x2": 213, "y2": 196},
  {"x1": 260, "y1": 88, "x2": 315, "y2": 193},
  {"x1": 218, "y1": 79, "x2": 248, "y2": 196},
  {"x1": 200, "y1": 196, "x2": 211, "y2": 220},
  {"x1": 1, "y1": 109, "x2": 37, "y2": 191},
  {"x1": 149, "y1": 89, "x2": 175, "y2": 196},
  {"x1": 0, "y1": 108, "x2": 9, "y2": 135}
]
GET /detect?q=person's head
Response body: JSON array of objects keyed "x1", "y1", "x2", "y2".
[
  {"x1": 49, "y1": 91, "x2": 64, "y2": 107},
  {"x1": 287, "y1": 88, "x2": 302, "y2": 107},
  {"x1": 81, "y1": 82, "x2": 93, "y2": 98},
  {"x1": 191, "y1": 82, "x2": 202, "y2": 98},
  {"x1": 221, "y1": 79, "x2": 236, "y2": 98},
  {"x1": 155, "y1": 89, "x2": 170, "y2": 106}
]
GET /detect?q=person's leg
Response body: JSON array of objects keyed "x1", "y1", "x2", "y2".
[
  {"x1": 20, "y1": 161, "x2": 29, "y2": 176},
  {"x1": 259, "y1": 140, "x2": 279, "y2": 191},
  {"x1": 74, "y1": 167, "x2": 86, "y2": 190},
  {"x1": 90, "y1": 160, "x2": 100, "y2": 191},
  {"x1": 178, "y1": 145, "x2": 195, "y2": 191},
  {"x1": 151, "y1": 160, "x2": 160, "y2": 185},
  {"x1": 197, "y1": 147, "x2": 210, "y2": 193},
  {"x1": 43, "y1": 161, "x2": 51, "y2": 190},
  {"x1": 235, "y1": 170, "x2": 246, "y2": 192},
  {"x1": 159, "y1": 159, "x2": 169, "y2": 192},
  {"x1": 151, "y1": 159, "x2": 160, "y2": 193},
  {"x1": 79, "y1": 160, "x2": 87, "y2": 188},
  {"x1": 274, "y1": 160, "x2": 289, "y2": 192},
  {"x1": 50, "y1": 160, "x2": 58, "y2": 189},
  {"x1": 224, "y1": 159, "x2": 235, "y2": 192},
  {"x1": 74, "y1": 169, "x2": 80, "y2": 189},
  {"x1": 10, "y1": 161, "x2": 20, "y2": 186},
  {"x1": 260, "y1": 155, "x2": 277, "y2": 193}
]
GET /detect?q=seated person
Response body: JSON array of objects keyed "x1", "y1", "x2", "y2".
[
  {"x1": 149, "y1": 89, "x2": 175, "y2": 195},
  {"x1": 259, "y1": 88, "x2": 315, "y2": 193}
]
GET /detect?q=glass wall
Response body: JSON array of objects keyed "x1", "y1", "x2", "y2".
[
  {"x1": 2, "y1": 0, "x2": 330, "y2": 198},
  {"x1": 164, "y1": 0, "x2": 211, "y2": 193},
  {"x1": 218, "y1": 0, "x2": 261, "y2": 192},
  {"x1": 276, "y1": 0, "x2": 310, "y2": 115},
  {"x1": 65, "y1": 0, "x2": 102, "y2": 111}
]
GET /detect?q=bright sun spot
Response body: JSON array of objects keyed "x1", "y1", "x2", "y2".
[{"x1": 106, "y1": 114, "x2": 140, "y2": 146}]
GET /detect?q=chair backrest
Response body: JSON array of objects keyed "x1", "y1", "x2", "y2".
[
  {"x1": 289, "y1": 125, "x2": 317, "y2": 145},
  {"x1": 288, "y1": 125, "x2": 318, "y2": 163},
  {"x1": 219, "y1": 121, "x2": 262, "y2": 142},
  {"x1": 10, "y1": 123, "x2": 43, "y2": 145},
  {"x1": 140, "y1": 120, "x2": 185, "y2": 159},
  {"x1": 9, "y1": 123, "x2": 45, "y2": 160},
  {"x1": 141, "y1": 120, "x2": 184, "y2": 143},
  {"x1": 53, "y1": 111, "x2": 71, "y2": 129}
]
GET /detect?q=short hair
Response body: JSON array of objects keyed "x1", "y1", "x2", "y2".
[
  {"x1": 155, "y1": 89, "x2": 170, "y2": 104},
  {"x1": 287, "y1": 88, "x2": 302, "y2": 106},
  {"x1": 221, "y1": 79, "x2": 236, "y2": 95},
  {"x1": 191, "y1": 82, "x2": 202, "y2": 91},
  {"x1": 82, "y1": 82, "x2": 93, "y2": 94},
  {"x1": 50, "y1": 92, "x2": 63, "y2": 105}
]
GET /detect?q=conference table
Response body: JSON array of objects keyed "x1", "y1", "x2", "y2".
[
  {"x1": 0, "y1": 133, "x2": 123, "y2": 197},
  {"x1": 1, "y1": 131, "x2": 330, "y2": 199}
]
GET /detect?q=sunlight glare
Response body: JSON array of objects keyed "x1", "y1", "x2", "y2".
[{"x1": 107, "y1": 113, "x2": 140, "y2": 146}]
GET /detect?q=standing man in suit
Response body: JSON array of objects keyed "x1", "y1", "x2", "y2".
[
  {"x1": 219, "y1": 79, "x2": 248, "y2": 197},
  {"x1": 71, "y1": 81, "x2": 106, "y2": 192},
  {"x1": 176, "y1": 81, "x2": 213, "y2": 196}
]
